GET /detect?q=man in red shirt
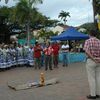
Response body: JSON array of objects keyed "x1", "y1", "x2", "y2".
[
  {"x1": 43, "y1": 42, "x2": 53, "y2": 70},
  {"x1": 33, "y1": 42, "x2": 42, "y2": 69},
  {"x1": 84, "y1": 30, "x2": 100, "y2": 99},
  {"x1": 52, "y1": 42, "x2": 59, "y2": 68}
]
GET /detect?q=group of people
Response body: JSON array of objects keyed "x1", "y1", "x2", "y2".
[
  {"x1": 0, "y1": 43, "x2": 34, "y2": 70},
  {"x1": 34, "y1": 30, "x2": 100, "y2": 99},
  {"x1": 0, "y1": 29, "x2": 100, "y2": 99},
  {"x1": 33, "y1": 41, "x2": 71, "y2": 70},
  {"x1": 33, "y1": 41, "x2": 60, "y2": 70},
  {"x1": 0, "y1": 41, "x2": 70, "y2": 71},
  {"x1": 34, "y1": 29, "x2": 100, "y2": 99}
]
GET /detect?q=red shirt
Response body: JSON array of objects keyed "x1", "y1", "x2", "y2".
[
  {"x1": 52, "y1": 44, "x2": 59, "y2": 55},
  {"x1": 44, "y1": 46, "x2": 53, "y2": 55},
  {"x1": 84, "y1": 37, "x2": 100, "y2": 57},
  {"x1": 33, "y1": 45, "x2": 42, "y2": 58}
]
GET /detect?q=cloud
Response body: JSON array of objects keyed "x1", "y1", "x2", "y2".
[
  {"x1": 37, "y1": 0, "x2": 93, "y2": 26},
  {"x1": 0, "y1": 0, "x2": 94, "y2": 26},
  {"x1": 0, "y1": 0, "x2": 15, "y2": 7}
]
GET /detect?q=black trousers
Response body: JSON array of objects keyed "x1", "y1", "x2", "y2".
[
  {"x1": 53, "y1": 55, "x2": 58, "y2": 67},
  {"x1": 44, "y1": 55, "x2": 52, "y2": 70}
]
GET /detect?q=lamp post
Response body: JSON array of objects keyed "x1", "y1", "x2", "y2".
[{"x1": 26, "y1": 21, "x2": 30, "y2": 46}]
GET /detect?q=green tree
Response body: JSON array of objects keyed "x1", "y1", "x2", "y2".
[
  {"x1": 79, "y1": 22, "x2": 95, "y2": 33},
  {"x1": 33, "y1": 13, "x2": 59, "y2": 28},
  {"x1": 0, "y1": 6, "x2": 16, "y2": 25},
  {"x1": 58, "y1": 10, "x2": 70, "y2": 25},
  {"x1": 0, "y1": 6, "x2": 10, "y2": 23},
  {"x1": 0, "y1": 6, "x2": 12, "y2": 43},
  {"x1": 38, "y1": 29, "x2": 57, "y2": 39},
  {"x1": 14, "y1": 0, "x2": 43, "y2": 45}
]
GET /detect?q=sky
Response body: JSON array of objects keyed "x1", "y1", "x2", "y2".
[{"x1": 0, "y1": 0, "x2": 93, "y2": 26}]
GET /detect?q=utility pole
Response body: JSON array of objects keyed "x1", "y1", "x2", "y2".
[{"x1": 27, "y1": 21, "x2": 30, "y2": 46}]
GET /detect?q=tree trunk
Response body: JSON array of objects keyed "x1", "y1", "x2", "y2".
[
  {"x1": 27, "y1": 21, "x2": 30, "y2": 46},
  {"x1": 92, "y1": 0, "x2": 98, "y2": 30}
]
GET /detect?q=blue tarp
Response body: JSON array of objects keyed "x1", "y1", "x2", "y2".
[
  {"x1": 59, "y1": 53, "x2": 86, "y2": 63},
  {"x1": 51, "y1": 27, "x2": 89, "y2": 40}
]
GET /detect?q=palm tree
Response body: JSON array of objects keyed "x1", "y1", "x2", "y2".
[
  {"x1": 15, "y1": 0, "x2": 43, "y2": 45},
  {"x1": 58, "y1": 10, "x2": 70, "y2": 25}
]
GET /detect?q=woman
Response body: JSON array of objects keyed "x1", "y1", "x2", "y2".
[{"x1": 43, "y1": 42, "x2": 53, "y2": 70}]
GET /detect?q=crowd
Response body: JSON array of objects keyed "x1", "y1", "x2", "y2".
[
  {"x1": 0, "y1": 43, "x2": 34, "y2": 70},
  {"x1": 0, "y1": 40, "x2": 84, "y2": 71},
  {"x1": 0, "y1": 29, "x2": 100, "y2": 99},
  {"x1": 33, "y1": 41, "x2": 60, "y2": 70},
  {"x1": 0, "y1": 41, "x2": 60, "y2": 71}
]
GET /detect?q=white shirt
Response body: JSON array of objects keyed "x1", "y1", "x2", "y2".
[{"x1": 61, "y1": 44, "x2": 69, "y2": 52}]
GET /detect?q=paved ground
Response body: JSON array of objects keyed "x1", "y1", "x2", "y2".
[{"x1": 0, "y1": 63, "x2": 98, "y2": 100}]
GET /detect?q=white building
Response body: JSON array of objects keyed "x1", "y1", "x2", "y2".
[{"x1": 52, "y1": 25, "x2": 69, "y2": 35}]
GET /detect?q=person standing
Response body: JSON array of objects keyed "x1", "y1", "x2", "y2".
[
  {"x1": 44, "y1": 42, "x2": 53, "y2": 71},
  {"x1": 27, "y1": 45, "x2": 34, "y2": 67},
  {"x1": 61, "y1": 42, "x2": 69, "y2": 67},
  {"x1": 84, "y1": 30, "x2": 100, "y2": 99},
  {"x1": 33, "y1": 42, "x2": 42, "y2": 69},
  {"x1": 23, "y1": 43, "x2": 29, "y2": 66},
  {"x1": 17, "y1": 44, "x2": 24, "y2": 66},
  {"x1": 52, "y1": 42, "x2": 60, "y2": 68}
]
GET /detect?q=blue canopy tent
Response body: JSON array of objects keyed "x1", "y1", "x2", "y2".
[
  {"x1": 51, "y1": 27, "x2": 89, "y2": 40},
  {"x1": 51, "y1": 27, "x2": 88, "y2": 63}
]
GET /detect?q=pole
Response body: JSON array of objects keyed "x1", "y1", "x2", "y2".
[{"x1": 27, "y1": 21, "x2": 30, "y2": 46}]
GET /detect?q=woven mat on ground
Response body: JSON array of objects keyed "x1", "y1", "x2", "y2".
[{"x1": 7, "y1": 78, "x2": 59, "y2": 91}]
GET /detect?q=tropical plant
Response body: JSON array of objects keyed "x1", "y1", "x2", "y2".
[
  {"x1": 58, "y1": 10, "x2": 70, "y2": 25},
  {"x1": 17, "y1": 33, "x2": 26, "y2": 39},
  {"x1": 79, "y1": 22, "x2": 95, "y2": 33},
  {"x1": 0, "y1": 6, "x2": 10, "y2": 22},
  {"x1": 38, "y1": 29, "x2": 57, "y2": 39},
  {"x1": 14, "y1": 0, "x2": 43, "y2": 45},
  {"x1": 0, "y1": 6, "x2": 16, "y2": 24}
]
